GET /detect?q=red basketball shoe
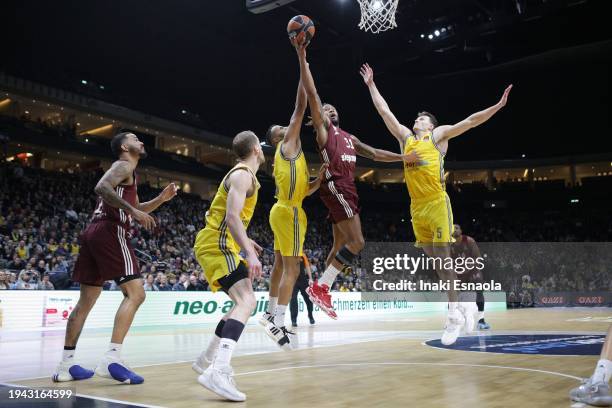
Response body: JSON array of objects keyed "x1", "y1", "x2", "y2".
[{"x1": 306, "y1": 281, "x2": 337, "y2": 320}]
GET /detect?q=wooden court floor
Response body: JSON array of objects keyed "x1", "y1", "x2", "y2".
[{"x1": 16, "y1": 308, "x2": 611, "y2": 408}]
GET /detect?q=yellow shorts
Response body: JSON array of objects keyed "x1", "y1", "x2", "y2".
[
  {"x1": 410, "y1": 192, "x2": 455, "y2": 247},
  {"x1": 270, "y1": 201, "x2": 307, "y2": 257},
  {"x1": 193, "y1": 227, "x2": 242, "y2": 292}
]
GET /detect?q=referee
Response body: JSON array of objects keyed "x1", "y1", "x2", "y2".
[{"x1": 290, "y1": 254, "x2": 315, "y2": 327}]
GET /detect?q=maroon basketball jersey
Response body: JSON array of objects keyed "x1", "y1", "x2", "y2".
[
  {"x1": 319, "y1": 122, "x2": 357, "y2": 188},
  {"x1": 92, "y1": 170, "x2": 138, "y2": 227},
  {"x1": 452, "y1": 235, "x2": 476, "y2": 258}
]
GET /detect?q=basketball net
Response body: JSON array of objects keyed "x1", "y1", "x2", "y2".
[{"x1": 357, "y1": 0, "x2": 399, "y2": 34}]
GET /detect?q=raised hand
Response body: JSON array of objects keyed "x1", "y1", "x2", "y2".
[
  {"x1": 159, "y1": 182, "x2": 179, "y2": 202},
  {"x1": 497, "y1": 84, "x2": 513, "y2": 108},
  {"x1": 359, "y1": 63, "x2": 374, "y2": 86}
]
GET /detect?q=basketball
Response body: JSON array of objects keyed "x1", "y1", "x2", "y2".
[{"x1": 287, "y1": 15, "x2": 315, "y2": 46}]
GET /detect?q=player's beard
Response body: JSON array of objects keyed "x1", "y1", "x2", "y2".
[
  {"x1": 331, "y1": 117, "x2": 339, "y2": 126},
  {"x1": 130, "y1": 145, "x2": 147, "y2": 159}
]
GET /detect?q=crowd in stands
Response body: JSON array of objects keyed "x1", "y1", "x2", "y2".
[{"x1": 0, "y1": 162, "x2": 610, "y2": 299}]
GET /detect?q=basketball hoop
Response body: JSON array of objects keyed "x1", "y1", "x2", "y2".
[{"x1": 357, "y1": 0, "x2": 399, "y2": 34}]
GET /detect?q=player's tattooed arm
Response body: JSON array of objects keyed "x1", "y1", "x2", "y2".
[
  {"x1": 94, "y1": 161, "x2": 137, "y2": 212},
  {"x1": 94, "y1": 161, "x2": 156, "y2": 230},
  {"x1": 435, "y1": 84, "x2": 513, "y2": 142},
  {"x1": 351, "y1": 135, "x2": 419, "y2": 163},
  {"x1": 359, "y1": 63, "x2": 412, "y2": 147},
  {"x1": 225, "y1": 170, "x2": 262, "y2": 280},
  {"x1": 295, "y1": 43, "x2": 328, "y2": 149},
  {"x1": 283, "y1": 80, "x2": 307, "y2": 156}
]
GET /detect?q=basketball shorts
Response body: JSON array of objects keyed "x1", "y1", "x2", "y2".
[
  {"x1": 320, "y1": 180, "x2": 360, "y2": 224},
  {"x1": 410, "y1": 192, "x2": 455, "y2": 247},
  {"x1": 194, "y1": 227, "x2": 247, "y2": 293},
  {"x1": 270, "y1": 201, "x2": 307, "y2": 257},
  {"x1": 72, "y1": 221, "x2": 140, "y2": 287}
]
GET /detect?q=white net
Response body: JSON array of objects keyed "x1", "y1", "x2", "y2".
[{"x1": 357, "y1": 0, "x2": 399, "y2": 34}]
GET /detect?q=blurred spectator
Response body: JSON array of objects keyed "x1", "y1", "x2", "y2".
[
  {"x1": 143, "y1": 274, "x2": 158, "y2": 291},
  {"x1": 15, "y1": 271, "x2": 36, "y2": 290},
  {"x1": 37, "y1": 274, "x2": 55, "y2": 290},
  {"x1": 0, "y1": 270, "x2": 9, "y2": 289},
  {"x1": 186, "y1": 275, "x2": 204, "y2": 291},
  {"x1": 173, "y1": 273, "x2": 188, "y2": 291},
  {"x1": 155, "y1": 275, "x2": 172, "y2": 291}
]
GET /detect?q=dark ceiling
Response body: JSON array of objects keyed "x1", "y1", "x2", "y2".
[{"x1": 2, "y1": 0, "x2": 611, "y2": 160}]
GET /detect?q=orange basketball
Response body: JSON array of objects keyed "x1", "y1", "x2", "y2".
[{"x1": 287, "y1": 15, "x2": 315, "y2": 46}]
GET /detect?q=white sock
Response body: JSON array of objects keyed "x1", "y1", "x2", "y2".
[
  {"x1": 274, "y1": 304, "x2": 287, "y2": 327},
  {"x1": 62, "y1": 349, "x2": 75, "y2": 363},
  {"x1": 106, "y1": 342, "x2": 122, "y2": 359},
  {"x1": 592, "y1": 359, "x2": 612, "y2": 383},
  {"x1": 319, "y1": 264, "x2": 341, "y2": 288},
  {"x1": 448, "y1": 302, "x2": 458, "y2": 313},
  {"x1": 204, "y1": 336, "x2": 221, "y2": 362},
  {"x1": 478, "y1": 311, "x2": 485, "y2": 321},
  {"x1": 267, "y1": 297, "x2": 278, "y2": 314},
  {"x1": 214, "y1": 339, "x2": 236, "y2": 369}
]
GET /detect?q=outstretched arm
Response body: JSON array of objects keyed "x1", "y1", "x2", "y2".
[
  {"x1": 295, "y1": 44, "x2": 328, "y2": 148},
  {"x1": 351, "y1": 135, "x2": 420, "y2": 164},
  {"x1": 435, "y1": 85, "x2": 513, "y2": 143},
  {"x1": 136, "y1": 183, "x2": 178, "y2": 213},
  {"x1": 283, "y1": 79, "x2": 307, "y2": 154},
  {"x1": 360, "y1": 63, "x2": 412, "y2": 148}
]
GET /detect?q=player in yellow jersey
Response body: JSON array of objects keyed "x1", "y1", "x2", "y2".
[
  {"x1": 191, "y1": 130, "x2": 265, "y2": 402},
  {"x1": 260, "y1": 78, "x2": 327, "y2": 349},
  {"x1": 360, "y1": 63, "x2": 512, "y2": 345}
]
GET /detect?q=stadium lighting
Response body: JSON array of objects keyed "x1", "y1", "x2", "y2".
[
  {"x1": 570, "y1": 199, "x2": 579, "y2": 203},
  {"x1": 521, "y1": 153, "x2": 526, "y2": 158},
  {"x1": 181, "y1": 109, "x2": 187, "y2": 114},
  {"x1": 428, "y1": 34, "x2": 434, "y2": 39},
  {"x1": 81, "y1": 80, "x2": 87, "y2": 85},
  {"x1": 434, "y1": 30, "x2": 440, "y2": 36},
  {"x1": 420, "y1": 34, "x2": 425, "y2": 38}
]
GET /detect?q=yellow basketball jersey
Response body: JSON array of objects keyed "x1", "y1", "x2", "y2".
[
  {"x1": 403, "y1": 133, "x2": 446, "y2": 200},
  {"x1": 273, "y1": 142, "x2": 309, "y2": 205},
  {"x1": 204, "y1": 164, "x2": 260, "y2": 252}
]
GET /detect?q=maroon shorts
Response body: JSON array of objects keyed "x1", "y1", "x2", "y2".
[
  {"x1": 320, "y1": 180, "x2": 360, "y2": 224},
  {"x1": 72, "y1": 221, "x2": 140, "y2": 286}
]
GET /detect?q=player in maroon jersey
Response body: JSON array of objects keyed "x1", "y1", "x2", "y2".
[
  {"x1": 451, "y1": 224, "x2": 490, "y2": 330},
  {"x1": 52, "y1": 132, "x2": 177, "y2": 384},
  {"x1": 294, "y1": 42, "x2": 418, "y2": 318}
]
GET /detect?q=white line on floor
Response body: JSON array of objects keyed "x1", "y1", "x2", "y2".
[{"x1": 234, "y1": 362, "x2": 583, "y2": 381}]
